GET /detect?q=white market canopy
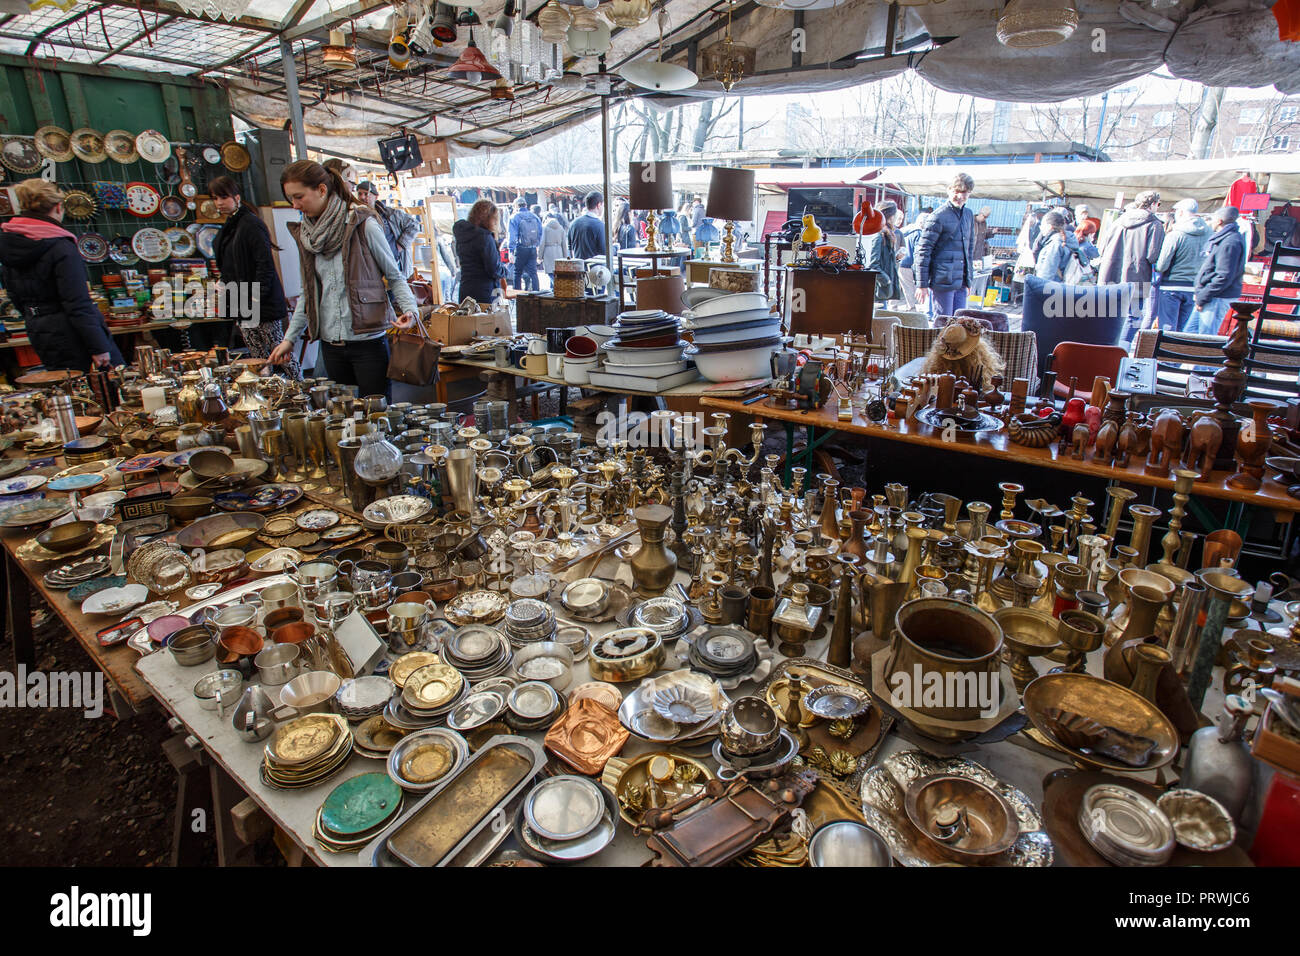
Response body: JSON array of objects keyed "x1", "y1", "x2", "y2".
[
  {"x1": 419, "y1": 153, "x2": 1300, "y2": 203},
  {"x1": 0, "y1": 0, "x2": 1294, "y2": 159}
]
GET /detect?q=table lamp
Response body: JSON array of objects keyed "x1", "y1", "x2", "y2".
[
  {"x1": 629, "y1": 160, "x2": 673, "y2": 253},
  {"x1": 706, "y1": 166, "x2": 754, "y2": 264}
]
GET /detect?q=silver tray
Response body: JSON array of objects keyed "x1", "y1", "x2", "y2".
[{"x1": 617, "y1": 668, "x2": 729, "y2": 744}]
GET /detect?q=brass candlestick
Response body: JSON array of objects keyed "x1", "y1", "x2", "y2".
[
  {"x1": 1128, "y1": 504, "x2": 1162, "y2": 568},
  {"x1": 1102, "y1": 486, "x2": 1137, "y2": 544},
  {"x1": 1155, "y1": 469, "x2": 1197, "y2": 571},
  {"x1": 998, "y1": 482, "x2": 1023, "y2": 520}
]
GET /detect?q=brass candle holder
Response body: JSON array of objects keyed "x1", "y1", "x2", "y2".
[
  {"x1": 1128, "y1": 504, "x2": 1162, "y2": 567},
  {"x1": 998, "y1": 482, "x2": 1023, "y2": 520},
  {"x1": 1102, "y1": 486, "x2": 1137, "y2": 543}
]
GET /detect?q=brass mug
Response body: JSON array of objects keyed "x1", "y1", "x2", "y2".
[{"x1": 747, "y1": 585, "x2": 777, "y2": 639}]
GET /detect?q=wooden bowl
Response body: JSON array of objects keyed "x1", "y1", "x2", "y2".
[{"x1": 36, "y1": 519, "x2": 98, "y2": 553}]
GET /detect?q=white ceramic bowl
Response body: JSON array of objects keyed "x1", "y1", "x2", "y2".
[
  {"x1": 684, "y1": 342, "x2": 777, "y2": 382},
  {"x1": 692, "y1": 321, "x2": 783, "y2": 346}
]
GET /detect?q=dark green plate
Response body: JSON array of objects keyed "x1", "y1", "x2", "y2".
[
  {"x1": 69, "y1": 575, "x2": 127, "y2": 603},
  {"x1": 320, "y1": 772, "x2": 402, "y2": 837}
]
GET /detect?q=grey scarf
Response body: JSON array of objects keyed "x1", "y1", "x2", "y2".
[{"x1": 297, "y1": 193, "x2": 350, "y2": 257}]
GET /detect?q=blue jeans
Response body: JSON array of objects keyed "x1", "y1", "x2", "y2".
[
  {"x1": 928, "y1": 286, "x2": 967, "y2": 324},
  {"x1": 513, "y1": 246, "x2": 539, "y2": 291},
  {"x1": 1192, "y1": 297, "x2": 1233, "y2": 335},
  {"x1": 1153, "y1": 288, "x2": 1196, "y2": 331}
]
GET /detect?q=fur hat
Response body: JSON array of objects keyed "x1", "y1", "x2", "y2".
[{"x1": 936, "y1": 316, "x2": 984, "y2": 360}]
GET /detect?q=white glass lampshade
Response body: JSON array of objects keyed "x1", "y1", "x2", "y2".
[
  {"x1": 996, "y1": 0, "x2": 1079, "y2": 47},
  {"x1": 620, "y1": 57, "x2": 698, "y2": 91},
  {"x1": 567, "y1": 20, "x2": 611, "y2": 56}
]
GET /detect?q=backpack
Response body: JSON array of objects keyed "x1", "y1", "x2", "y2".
[
  {"x1": 517, "y1": 213, "x2": 541, "y2": 248},
  {"x1": 1265, "y1": 203, "x2": 1298, "y2": 248}
]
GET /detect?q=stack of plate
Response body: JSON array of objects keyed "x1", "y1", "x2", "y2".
[
  {"x1": 504, "y1": 681, "x2": 565, "y2": 731},
  {"x1": 598, "y1": 310, "x2": 688, "y2": 375},
  {"x1": 681, "y1": 291, "x2": 782, "y2": 383},
  {"x1": 516, "y1": 774, "x2": 618, "y2": 863},
  {"x1": 443, "y1": 625, "x2": 513, "y2": 680},
  {"x1": 612, "y1": 309, "x2": 680, "y2": 348},
  {"x1": 503, "y1": 599, "x2": 558, "y2": 647},
  {"x1": 386, "y1": 727, "x2": 468, "y2": 791},
  {"x1": 262, "y1": 714, "x2": 354, "y2": 790},
  {"x1": 629, "y1": 596, "x2": 694, "y2": 641},
  {"x1": 687, "y1": 626, "x2": 759, "y2": 680},
  {"x1": 446, "y1": 687, "x2": 509, "y2": 732},
  {"x1": 399, "y1": 662, "x2": 465, "y2": 719},
  {"x1": 43, "y1": 555, "x2": 112, "y2": 589},
  {"x1": 335, "y1": 676, "x2": 397, "y2": 720},
  {"x1": 1077, "y1": 784, "x2": 1176, "y2": 866},
  {"x1": 313, "y1": 772, "x2": 403, "y2": 852},
  {"x1": 351, "y1": 715, "x2": 407, "y2": 759}
]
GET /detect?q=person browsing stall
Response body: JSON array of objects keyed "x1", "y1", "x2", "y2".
[{"x1": 268, "y1": 160, "x2": 417, "y2": 399}]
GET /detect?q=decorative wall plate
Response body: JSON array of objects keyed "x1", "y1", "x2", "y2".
[
  {"x1": 1, "y1": 137, "x2": 43, "y2": 173},
  {"x1": 93, "y1": 181, "x2": 127, "y2": 209},
  {"x1": 135, "y1": 129, "x2": 171, "y2": 164},
  {"x1": 132, "y1": 227, "x2": 171, "y2": 262},
  {"x1": 160, "y1": 195, "x2": 187, "y2": 221},
  {"x1": 193, "y1": 224, "x2": 220, "y2": 259},
  {"x1": 220, "y1": 140, "x2": 250, "y2": 172},
  {"x1": 77, "y1": 232, "x2": 108, "y2": 263},
  {"x1": 195, "y1": 196, "x2": 222, "y2": 222},
  {"x1": 108, "y1": 236, "x2": 139, "y2": 265},
  {"x1": 164, "y1": 227, "x2": 195, "y2": 257},
  {"x1": 201, "y1": 145, "x2": 222, "y2": 164},
  {"x1": 70, "y1": 128, "x2": 107, "y2": 163},
  {"x1": 103, "y1": 129, "x2": 139, "y2": 164},
  {"x1": 124, "y1": 182, "x2": 161, "y2": 217},
  {"x1": 62, "y1": 190, "x2": 96, "y2": 220},
  {"x1": 34, "y1": 126, "x2": 73, "y2": 162}
]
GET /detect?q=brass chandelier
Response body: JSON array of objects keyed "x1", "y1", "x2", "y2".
[{"x1": 704, "y1": 0, "x2": 755, "y2": 91}]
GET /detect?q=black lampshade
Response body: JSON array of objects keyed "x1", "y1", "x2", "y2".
[
  {"x1": 628, "y1": 161, "x2": 673, "y2": 211},
  {"x1": 706, "y1": 166, "x2": 754, "y2": 220}
]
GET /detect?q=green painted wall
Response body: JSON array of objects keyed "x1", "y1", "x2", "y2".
[{"x1": 0, "y1": 55, "x2": 232, "y2": 143}]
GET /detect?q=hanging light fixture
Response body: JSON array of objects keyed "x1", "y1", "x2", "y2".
[
  {"x1": 620, "y1": 4, "x2": 698, "y2": 91},
  {"x1": 702, "y1": 1, "x2": 755, "y2": 91},
  {"x1": 322, "y1": 28, "x2": 357, "y2": 71},
  {"x1": 448, "y1": 30, "x2": 502, "y2": 83},
  {"x1": 493, "y1": 0, "x2": 517, "y2": 36},
  {"x1": 607, "y1": 0, "x2": 652, "y2": 26},
  {"x1": 430, "y1": 2, "x2": 458, "y2": 42},
  {"x1": 567, "y1": 16, "x2": 611, "y2": 56},
  {"x1": 996, "y1": 0, "x2": 1080, "y2": 47},
  {"x1": 537, "y1": 0, "x2": 572, "y2": 43}
]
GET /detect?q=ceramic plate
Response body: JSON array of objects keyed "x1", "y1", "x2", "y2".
[
  {"x1": 81, "y1": 583, "x2": 149, "y2": 616},
  {"x1": 321, "y1": 523, "x2": 363, "y2": 541},
  {"x1": 160, "y1": 195, "x2": 187, "y2": 222},
  {"x1": 125, "y1": 182, "x2": 162, "y2": 218},
  {"x1": 103, "y1": 129, "x2": 138, "y2": 164},
  {"x1": 47, "y1": 473, "x2": 106, "y2": 492},
  {"x1": 34, "y1": 125, "x2": 73, "y2": 162},
  {"x1": 201, "y1": 145, "x2": 222, "y2": 164},
  {"x1": 132, "y1": 227, "x2": 171, "y2": 262},
  {"x1": 70, "y1": 128, "x2": 107, "y2": 164},
  {"x1": 93, "y1": 181, "x2": 126, "y2": 209},
  {"x1": 0, "y1": 500, "x2": 68, "y2": 529},
  {"x1": 76, "y1": 233, "x2": 109, "y2": 263},
  {"x1": 118, "y1": 454, "x2": 166, "y2": 473},
  {"x1": 295, "y1": 509, "x2": 339, "y2": 531},
  {"x1": 134, "y1": 129, "x2": 171, "y2": 164},
  {"x1": 68, "y1": 575, "x2": 127, "y2": 603},
  {"x1": 214, "y1": 483, "x2": 302, "y2": 513},
  {"x1": 2, "y1": 136, "x2": 44, "y2": 173},
  {"x1": 164, "y1": 227, "x2": 195, "y2": 257},
  {"x1": 0, "y1": 474, "x2": 48, "y2": 494},
  {"x1": 108, "y1": 237, "x2": 138, "y2": 265},
  {"x1": 193, "y1": 224, "x2": 220, "y2": 259}
]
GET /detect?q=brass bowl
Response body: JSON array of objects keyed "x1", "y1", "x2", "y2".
[
  {"x1": 174, "y1": 512, "x2": 265, "y2": 551},
  {"x1": 993, "y1": 607, "x2": 1061, "y2": 658},
  {"x1": 1022, "y1": 672, "x2": 1179, "y2": 772},
  {"x1": 903, "y1": 773, "x2": 1019, "y2": 859},
  {"x1": 36, "y1": 519, "x2": 98, "y2": 553},
  {"x1": 164, "y1": 496, "x2": 214, "y2": 522},
  {"x1": 188, "y1": 448, "x2": 235, "y2": 480},
  {"x1": 1057, "y1": 609, "x2": 1107, "y2": 655}
]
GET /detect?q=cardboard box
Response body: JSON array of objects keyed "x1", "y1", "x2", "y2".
[{"x1": 422, "y1": 308, "x2": 477, "y2": 346}]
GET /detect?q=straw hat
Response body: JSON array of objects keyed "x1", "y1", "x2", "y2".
[{"x1": 935, "y1": 317, "x2": 984, "y2": 360}]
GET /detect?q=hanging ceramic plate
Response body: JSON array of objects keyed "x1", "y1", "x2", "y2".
[
  {"x1": 196, "y1": 196, "x2": 221, "y2": 221},
  {"x1": 77, "y1": 233, "x2": 108, "y2": 263},
  {"x1": 220, "y1": 140, "x2": 250, "y2": 172},
  {"x1": 1, "y1": 137, "x2": 43, "y2": 174},
  {"x1": 193, "y1": 224, "x2": 220, "y2": 259},
  {"x1": 160, "y1": 195, "x2": 187, "y2": 221},
  {"x1": 125, "y1": 182, "x2": 161, "y2": 217},
  {"x1": 164, "y1": 227, "x2": 195, "y2": 257},
  {"x1": 70, "y1": 128, "x2": 107, "y2": 164},
  {"x1": 103, "y1": 129, "x2": 138, "y2": 164},
  {"x1": 34, "y1": 126, "x2": 73, "y2": 162},
  {"x1": 132, "y1": 227, "x2": 171, "y2": 263},
  {"x1": 93, "y1": 181, "x2": 127, "y2": 210},
  {"x1": 135, "y1": 129, "x2": 171, "y2": 164},
  {"x1": 62, "y1": 190, "x2": 96, "y2": 220},
  {"x1": 108, "y1": 236, "x2": 139, "y2": 265},
  {"x1": 201, "y1": 145, "x2": 222, "y2": 165}
]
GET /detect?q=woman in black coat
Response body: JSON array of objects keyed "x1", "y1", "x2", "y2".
[
  {"x1": 210, "y1": 175, "x2": 300, "y2": 378},
  {"x1": 0, "y1": 179, "x2": 123, "y2": 372},
  {"x1": 452, "y1": 198, "x2": 507, "y2": 305}
]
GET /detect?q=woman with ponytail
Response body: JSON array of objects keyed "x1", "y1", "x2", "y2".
[{"x1": 269, "y1": 160, "x2": 416, "y2": 398}]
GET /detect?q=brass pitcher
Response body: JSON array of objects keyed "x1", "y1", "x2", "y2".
[{"x1": 1104, "y1": 568, "x2": 1176, "y2": 646}]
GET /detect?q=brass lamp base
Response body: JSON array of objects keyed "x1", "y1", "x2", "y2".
[
  {"x1": 720, "y1": 220, "x2": 737, "y2": 263},
  {"x1": 644, "y1": 209, "x2": 659, "y2": 253}
]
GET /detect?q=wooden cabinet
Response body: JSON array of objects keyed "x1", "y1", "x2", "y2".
[{"x1": 514, "y1": 293, "x2": 620, "y2": 334}]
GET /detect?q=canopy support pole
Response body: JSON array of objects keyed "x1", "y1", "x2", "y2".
[
  {"x1": 279, "y1": 38, "x2": 309, "y2": 161},
  {"x1": 601, "y1": 93, "x2": 613, "y2": 270}
]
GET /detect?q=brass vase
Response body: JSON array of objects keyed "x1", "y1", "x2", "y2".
[
  {"x1": 1104, "y1": 568, "x2": 1176, "y2": 647},
  {"x1": 630, "y1": 504, "x2": 677, "y2": 594}
]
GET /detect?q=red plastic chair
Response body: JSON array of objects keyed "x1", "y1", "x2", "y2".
[{"x1": 1050, "y1": 341, "x2": 1128, "y2": 400}]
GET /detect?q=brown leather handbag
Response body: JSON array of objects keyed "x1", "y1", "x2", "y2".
[{"x1": 386, "y1": 314, "x2": 441, "y2": 387}]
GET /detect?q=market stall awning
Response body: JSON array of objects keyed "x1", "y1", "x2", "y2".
[{"x1": 0, "y1": 0, "x2": 1294, "y2": 160}]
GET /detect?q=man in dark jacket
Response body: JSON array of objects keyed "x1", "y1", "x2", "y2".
[
  {"x1": 1098, "y1": 190, "x2": 1164, "y2": 339},
  {"x1": 915, "y1": 173, "x2": 976, "y2": 324},
  {"x1": 0, "y1": 182, "x2": 123, "y2": 371},
  {"x1": 568, "y1": 191, "x2": 606, "y2": 261},
  {"x1": 1153, "y1": 198, "x2": 1210, "y2": 331},
  {"x1": 1192, "y1": 206, "x2": 1247, "y2": 335},
  {"x1": 357, "y1": 181, "x2": 420, "y2": 277},
  {"x1": 507, "y1": 197, "x2": 544, "y2": 292}
]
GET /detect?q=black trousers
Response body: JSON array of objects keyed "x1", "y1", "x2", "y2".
[{"x1": 320, "y1": 337, "x2": 391, "y2": 400}]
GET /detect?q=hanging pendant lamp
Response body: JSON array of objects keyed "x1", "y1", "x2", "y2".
[
  {"x1": 448, "y1": 32, "x2": 502, "y2": 82},
  {"x1": 996, "y1": 0, "x2": 1080, "y2": 47},
  {"x1": 619, "y1": 4, "x2": 697, "y2": 91}
]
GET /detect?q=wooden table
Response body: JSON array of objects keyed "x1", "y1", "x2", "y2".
[{"x1": 700, "y1": 394, "x2": 1300, "y2": 541}]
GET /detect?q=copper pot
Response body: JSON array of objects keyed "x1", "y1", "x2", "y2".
[{"x1": 884, "y1": 598, "x2": 1004, "y2": 722}]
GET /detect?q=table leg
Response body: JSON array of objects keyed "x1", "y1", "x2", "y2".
[
  {"x1": 6, "y1": 550, "x2": 35, "y2": 669},
  {"x1": 783, "y1": 422, "x2": 795, "y2": 486}
]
